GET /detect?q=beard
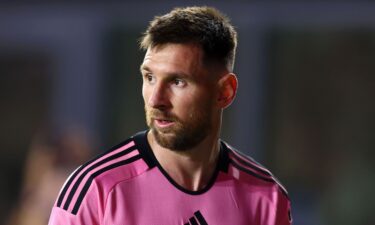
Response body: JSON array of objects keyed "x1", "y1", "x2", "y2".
[{"x1": 145, "y1": 104, "x2": 213, "y2": 151}]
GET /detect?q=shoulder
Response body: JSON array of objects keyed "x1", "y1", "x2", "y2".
[
  {"x1": 53, "y1": 131, "x2": 151, "y2": 215},
  {"x1": 221, "y1": 141, "x2": 289, "y2": 198},
  {"x1": 221, "y1": 142, "x2": 292, "y2": 223}
]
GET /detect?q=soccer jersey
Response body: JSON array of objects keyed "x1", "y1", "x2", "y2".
[{"x1": 48, "y1": 130, "x2": 292, "y2": 225}]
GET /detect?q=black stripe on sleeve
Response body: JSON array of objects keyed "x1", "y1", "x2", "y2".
[
  {"x1": 230, "y1": 159, "x2": 275, "y2": 183},
  {"x1": 194, "y1": 211, "x2": 208, "y2": 225},
  {"x1": 230, "y1": 159, "x2": 289, "y2": 197},
  {"x1": 228, "y1": 147, "x2": 272, "y2": 177},
  {"x1": 57, "y1": 165, "x2": 83, "y2": 207},
  {"x1": 63, "y1": 145, "x2": 137, "y2": 210},
  {"x1": 57, "y1": 138, "x2": 134, "y2": 207},
  {"x1": 72, "y1": 154, "x2": 142, "y2": 215}
]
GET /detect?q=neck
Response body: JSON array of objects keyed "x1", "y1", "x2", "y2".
[{"x1": 147, "y1": 129, "x2": 221, "y2": 191}]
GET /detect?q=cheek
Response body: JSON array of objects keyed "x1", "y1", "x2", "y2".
[
  {"x1": 172, "y1": 85, "x2": 216, "y2": 113},
  {"x1": 175, "y1": 94, "x2": 209, "y2": 116},
  {"x1": 142, "y1": 85, "x2": 149, "y2": 103},
  {"x1": 174, "y1": 90, "x2": 195, "y2": 105}
]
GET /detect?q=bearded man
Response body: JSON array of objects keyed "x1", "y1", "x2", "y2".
[{"x1": 48, "y1": 6, "x2": 292, "y2": 225}]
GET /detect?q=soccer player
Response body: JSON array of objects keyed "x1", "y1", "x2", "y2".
[{"x1": 48, "y1": 6, "x2": 292, "y2": 225}]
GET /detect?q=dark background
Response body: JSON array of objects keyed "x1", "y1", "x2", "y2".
[{"x1": 1, "y1": 1, "x2": 374, "y2": 225}]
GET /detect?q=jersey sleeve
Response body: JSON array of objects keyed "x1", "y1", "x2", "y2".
[
  {"x1": 275, "y1": 191, "x2": 293, "y2": 225},
  {"x1": 48, "y1": 179, "x2": 102, "y2": 225},
  {"x1": 48, "y1": 206, "x2": 99, "y2": 225},
  {"x1": 257, "y1": 186, "x2": 292, "y2": 225}
]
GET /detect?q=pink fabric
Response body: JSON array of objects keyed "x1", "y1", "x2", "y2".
[
  {"x1": 66, "y1": 149, "x2": 139, "y2": 212},
  {"x1": 48, "y1": 135, "x2": 292, "y2": 225},
  {"x1": 58, "y1": 141, "x2": 135, "y2": 210}
]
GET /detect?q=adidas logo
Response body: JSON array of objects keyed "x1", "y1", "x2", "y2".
[{"x1": 184, "y1": 210, "x2": 208, "y2": 225}]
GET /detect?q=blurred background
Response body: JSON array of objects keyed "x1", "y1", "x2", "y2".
[{"x1": 1, "y1": 1, "x2": 374, "y2": 225}]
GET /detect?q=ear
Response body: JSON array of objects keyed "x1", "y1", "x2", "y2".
[{"x1": 217, "y1": 73, "x2": 238, "y2": 109}]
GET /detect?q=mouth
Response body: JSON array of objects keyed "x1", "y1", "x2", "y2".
[{"x1": 153, "y1": 118, "x2": 175, "y2": 128}]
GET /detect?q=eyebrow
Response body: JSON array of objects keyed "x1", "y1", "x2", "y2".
[
  {"x1": 139, "y1": 64, "x2": 191, "y2": 79},
  {"x1": 139, "y1": 64, "x2": 150, "y2": 73}
]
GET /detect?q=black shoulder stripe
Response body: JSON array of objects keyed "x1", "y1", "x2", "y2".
[
  {"x1": 72, "y1": 154, "x2": 142, "y2": 215},
  {"x1": 231, "y1": 159, "x2": 289, "y2": 197},
  {"x1": 229, "y1": 149, "x2": 272, "y2": 177},
  {"x1": 57, "y1": 138, "x2": 135, "y2": 207},
  {"x1": 230, "y1": 159, "x2": 275, "y2": 183},
  {"x1": 63, "y1": 145, "x2": 138, "y2": 210}
]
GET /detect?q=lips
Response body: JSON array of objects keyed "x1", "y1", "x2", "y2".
[
  {"x1": 156, "y1": 119, "x2": 172, "y2": 123},
  {"x1": 153, "y1": 118, "x2": 175, "y2": 128},
  {"x1": 146, "y1": 108, "x2": 177, "y2": 129}
]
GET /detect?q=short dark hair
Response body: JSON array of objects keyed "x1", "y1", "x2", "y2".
[{"x1": 140, "y1": 6, "x2": 237, "y2": 72}]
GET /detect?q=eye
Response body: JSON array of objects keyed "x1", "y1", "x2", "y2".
[
  {"x1": 173, "y1": 78, "x2": 186, "y2": 87},
  {"x1": 144, "y1": 74, "x2": 155, "y2": 84}
]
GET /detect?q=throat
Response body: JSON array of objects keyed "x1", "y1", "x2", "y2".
[
  {"x1": 157, "y1": 147, "x2": 221, "y2": 192},
  {"x1": 147, "y1": 129, "x2": 221, "y2": 192},
  {"x1": 169, "y1": 165, "x2": 216, "y2": 191}
]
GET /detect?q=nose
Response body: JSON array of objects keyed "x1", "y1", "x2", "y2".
[{"x1": 147, "y1": 82, "x2": 170, "y2": 110}]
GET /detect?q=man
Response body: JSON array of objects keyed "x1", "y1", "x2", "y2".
[{"x1": 48, "y1": 6, "x2": 292, "y2": 225}]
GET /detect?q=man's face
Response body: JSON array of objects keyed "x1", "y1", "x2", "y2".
[{"x1": 140, "y1": 43, "x2": 219, "y2": 151}]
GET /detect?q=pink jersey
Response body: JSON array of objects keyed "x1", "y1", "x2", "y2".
[{"x1": 49, "y1": 131, "x2": 292, "y2": 225}]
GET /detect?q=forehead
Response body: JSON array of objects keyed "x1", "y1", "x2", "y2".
[{"x1": 141, "y1": 43, "x2": 206, "y2": 77}]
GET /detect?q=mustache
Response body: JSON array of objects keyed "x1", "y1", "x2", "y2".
[{"x1": 146, "y1": 108, "x2": 178, "y2": 121}]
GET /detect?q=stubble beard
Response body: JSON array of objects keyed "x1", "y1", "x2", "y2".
[{"x1": 145, "y1": 106, "x2": 212, "y2": 151}]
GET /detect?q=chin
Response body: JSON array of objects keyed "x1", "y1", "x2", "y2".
[{"x1": 151, "y1": 128, "x2": 206, "y2": 151}]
